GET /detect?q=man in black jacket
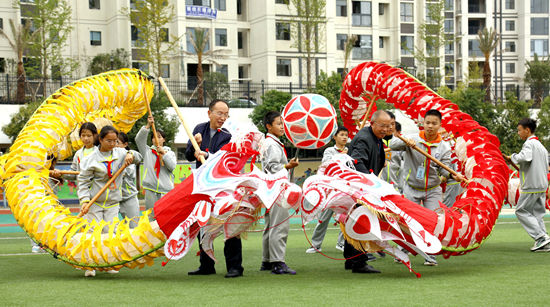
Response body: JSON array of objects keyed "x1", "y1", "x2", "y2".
[
  {"x1": 186, "y1": 99, "x2": 244, "y2": 278},
  {"x1": 345, "y1": 110, "x2": 392, "y2": 273}
]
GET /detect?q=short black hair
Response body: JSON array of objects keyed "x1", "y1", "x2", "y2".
[
  {"x1": 209, "y1": 99, "x2": 229, "y2": 110},
  {"x1": 385, "y1": 110, "x2": 396, "y2": 119},
  {"x1": 118, "y1": 131, "x2": 130, "y2": 150},
  {"x1": 156, "y1": 128, "x2": 166, "y2": 139},
  {"x1": 518, "y1": 118, "x2": 537, "y2": 133},
  {"x1": 99, "y1": 125, "x2": 118, "y2": 139},
  {"x1": 395, "y1": 121, "x2": 402, "y2": 132},
  {"x1": 425, "y1": 109, "x2": 442, "y2": 121},
  {"x1": 334, "y1": 126, "x2": 349, "y2": 136},
  {"x1": 79, "y1": 122, "x2": 98, "y2": 136},
  {"x1": 263, "y1": 111, "x2": 281, "y2": 130}
]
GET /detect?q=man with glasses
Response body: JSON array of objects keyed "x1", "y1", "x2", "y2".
[
  {"x1": 344, "y1": 110, "x2": 392, "y2": 274},
  {"x1": 186, "y1": 99, "x2": 244, "y2": 278}
]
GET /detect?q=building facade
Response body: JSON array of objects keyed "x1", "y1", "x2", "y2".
[{"x1": 0, "y1": 0, "x2": 547, "y2": 101}]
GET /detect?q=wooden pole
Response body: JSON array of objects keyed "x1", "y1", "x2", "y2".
[
  {"x1": 143, "y1": 84, "x2": 164, "y2": 166},
  {"x1": 77, "y1": 163, "x2": 129, "y2": 218},
  {"x1": 158, "y1": 77, "x2": 205, "y2": 164},
  {"x1": 50, "y1": 170, "x2": 79, "y2": 175},
  {"x1": 359, "y1": 96, "x2": 377, "y2": 130},
  {"x1": 395, "y1": 134, "x2": 466, "y2": 182}
]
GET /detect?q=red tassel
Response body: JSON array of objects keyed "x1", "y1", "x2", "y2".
[
  {"x1": 162, "y1": 261, "x2": 168, "y2": 267},
  {"x1": 196, "y1": 250, "x2": 201, "y2": 256}
]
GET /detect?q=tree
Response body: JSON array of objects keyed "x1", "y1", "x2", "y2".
[
  {"x1": 203, "y1": 71, "x2": 230, "y2": 101},
  {"x1": 122, "y1": 0, "x2": 181, "y2": 78},
  {"x1": 249, "y1": 90, "x2": 292, "y2": 134},
  {"x1": 127, "y1": 91, "x2": 179, "y2": 149},
  {"x1": 477, "y1": 27, "x2": 499, "y2": 103},
  {"x1": 343, "y1": 35, "x2": 357, "y2": 75},
  {"x1": 492, "y1": 92, "x2": 530, "y2": 154},
  {"x1": 288, "y1": 0, "x2": 327, "y2": 90},
  {"x1": 2, "y1": 100, "x2": 42, "y2": 141},
  {"x1": 408, "y1": 0, "x2": 451, "y2": 90},
  {"x1": 184, "y1": 28, "x2": 226, "y2": 106},
  {"x1": 88, "y1": 49, "x2": 131, "y2": 75},
  {"x1": 525, "y1": 54, "x2": 550, "y2": 106},
  {"x1": 0, "y1": 19, "x2": 34, "y2": 103},
  {"x1": 537, "y1": 95, "x2": 550, "y2": 150},
  {"x1": 314, "y1": 71, "x2": 343, "y2": 126},
  {"x1": 19, "y1": 0, "x2": 75, "y2": 93},
  {"x1": 441, "y1": 83, "x2": 496, "y2": 131}
]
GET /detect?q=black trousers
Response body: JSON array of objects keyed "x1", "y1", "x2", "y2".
[
  {"x1": 199, "y1": 236, "x2": 243, "y2": 273},
  {"x1": 343, "y1": 239, "x2": 368, "y2": 269}
]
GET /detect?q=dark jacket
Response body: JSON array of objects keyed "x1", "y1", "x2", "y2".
[
  {"x1": 185, "y1": 121, "x2": 232, "y2": 168},
  {"x1": 348, "y1": 126, "x2": 385, "y2": 175}
]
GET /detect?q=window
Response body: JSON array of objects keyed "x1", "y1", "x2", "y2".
[
  {"x1": 531, "y1": 39, "x2": 549, "y2": 56},
  {"x1": 400, "y1": 3, "x2": 413, "y2": 22},
  {"x1": 531, "y1": 18, "x2": 549, "y2": 35},
  {"x1": 90, "y1": 31, "x2": 101, "y2": 46},
  {"x1": 444, "y1": 19, "x2": 454, "y2": 33},
  {"x1": 276, "y1": 22, "x2": 290, "y2": 40},
  {"x1": 468, "y1": 39, "x2": 482, "y2": 57},
  {"x1": 506, "y1": 84, "x2": 516, "y2": 93},
  {"x1": 214, "y1": 0, "x2": 226, "y2": 10},
  {"x1": 505, "y1": 20, "x2": 515, "y2": 31},
  {"x1": 445, "y1": 42, "x2": 454, "y2": 54},
  {"x1": 161, "y1": 64, "x2": 170, "y2": 78},
  {"x1": 531, "y1": 0, "x2": 549, "y2": 13},
  {"x1": 0, "y1": 18, "x2": 3, "y2": 30},
  {"x1": 276, "y1": 0, "x2": 289, "y2": 3},
  {"x1": 505, "y1": 41, "x2": 516, "y2": 52},
  {"x1": 215, "y1": 28, "x2": 227, "y2": 46},
  {"x1": 379, "y1": 37, "x2": 384, "y2": 48},
  {"x1": 352, "y1": 1, "x2": 372, "y2": 27},
  {"x1": 160, "y1": 28, "x2": 169, "y2": 42},
  {"x1": 131, "y1": 25, "x2": 140, "y2": 47},
  {"x1": 238, "y1": 31, "x2": 243, "y2": 49},
  {"x1": 336, "y1": 0, "x2": 347, "y2": 16},
  {"x1": 401, "y1": 36, "x2": 413, "y2": 55},
  {"x1": 217, "y1": 64, "x2": 228, "y2": 79},
  {"x1": 277, "y1": 58, "x2": 291, "y2": 76},
  {"x1": 0, "y1": 58, "x2": 5, "y2": 73},
  {"x1": 89, "y1": 0, "x2": 100, "y2": 9},
  {"x1": 505, "y1": 0, "x2": 514, "y2": 9},
  {"x1": 186, "y1": 0, "x2": 211, "y2": 5},
  {"x1": 505, "y1": 63, "x2": 515, "y2": 74},
  {"x1": 337, "y1": 34, "x2": 347, "y2": 50},
  {"x1": 379, "y1": 3, "x2": 384, "y2": 15},
  {"x1": 425, "y1": 3, "x2": 438, "y2": 23},
  {"x1": 187, "y1": 28, "x2": 210, "y2": 53},
  {"x1": 445, "y1": 63, "x2": 454, "y2": 76},
  {"x1": 237, "y1": 0, "x2": 242, "y2": 14},
  {"x1": 445, "y1": 0, "x2": 453, "y2": 10},
  {"x1": 132, "y1": 62, "x2": 149, "y2": 73},
  {"x1": 352, "y1": 35, "x2": 373, "y2": 59}
]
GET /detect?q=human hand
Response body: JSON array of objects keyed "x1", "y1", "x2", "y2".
[
  {"x1": 146, "y1": 116, "x2": 154, "y2": 128},
  {"x1": 286, "y1": 158, "x2": 299, "y2": 169},
  {"x1": 194, "y1": 133, "x2": 202, "y2": 145}
]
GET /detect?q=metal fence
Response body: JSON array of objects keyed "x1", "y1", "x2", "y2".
[{"x1": 0, "y1": 74, "x2": 312, "y2": 107}]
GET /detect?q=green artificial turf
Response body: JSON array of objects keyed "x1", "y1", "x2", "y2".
[{"x1": 1, "y1": 221, "x2": 549, "y2": 307}]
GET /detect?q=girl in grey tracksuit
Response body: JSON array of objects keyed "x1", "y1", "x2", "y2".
[
  {"x1": 64, "y1": 122, "x2": 98, "y2": 183},
  {"x1": 117, "y1": 132, "x2": 140, "y2": 228},
  {"x1": 77, "y1": 126, "x2": 141, "y2": 227},
  {"x1": 135, "y1": 117, "x2": 177, "y2": 212}
]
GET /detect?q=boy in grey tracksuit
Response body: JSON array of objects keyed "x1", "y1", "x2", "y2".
[
  {"x1": 136, "y1": 117, "x2": 177, "y2": 212},
  {"x1": 78, "y1": 147, "x2": 141, "y2": 227},
  {"x1": 261, "y1": 111, "x2": 299, "y2": 275},
  {"x1": 507, "y1": 118, "x2": 550, "y2": 251}
]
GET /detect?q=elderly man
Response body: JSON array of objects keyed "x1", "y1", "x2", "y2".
[
  {"x1": 344, "y1": 110, "x2": 392, "y2": 274},
  {"x1": 185, "y1": 99, "x2": 244, "y2": 278}
]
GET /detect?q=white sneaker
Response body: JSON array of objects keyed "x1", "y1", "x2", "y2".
[
  {"x1": 335, "y1": 244, "x2": 344, "y2": 252},
  {"x1": 107, "y1": 269, "x2": 119, "y2": 274},
  {"x1": 84, "y1": 270, "x2": 96, "y2": 277},
  {"x1": 305, "y1": 247, "x2": 320, "y2": 254},
  {"x1": 531, "y1": 237, "x2": 550, "y2": 251},
  {"x1": 423, "y1": 256, "x2": 438, "y2": 266}
]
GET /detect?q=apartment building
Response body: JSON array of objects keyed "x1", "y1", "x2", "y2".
[{"x1": 0, "y1": 0, "x2": 547, "y2": 101}]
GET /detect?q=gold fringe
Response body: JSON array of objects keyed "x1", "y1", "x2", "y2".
[{"x1": 339, "y1": 222, "x2": 383, "y2": 253}]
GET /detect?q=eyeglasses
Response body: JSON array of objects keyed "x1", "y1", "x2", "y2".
[
  {"x1": 213, "y1": 111, "x2": 230, "y2": 119},
  {"x1": 373, "y1": 122, "x2": 392, "y2": 129}
]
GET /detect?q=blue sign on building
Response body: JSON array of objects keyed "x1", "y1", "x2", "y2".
[{"x1": 186, "y1": 5, "x2": 218, "y2": 20}]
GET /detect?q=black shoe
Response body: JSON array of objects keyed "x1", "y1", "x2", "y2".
[
  {"x1": 352, "y1": 264, "x2": 381, "y2": 273},
  {"x1": 345, "y1": 261, "x2": 352, "y2": 270},
  {"x1": 188, "y1": 268, "x2": 216, "y2": 276},
  {"x1": 376, "y1": 251, "x2": 386, "y2": 258},
  {"x1": 224, "y1": 269, "x2": 243, "y2": 278},
  {"x1": 260, "y1": 261, "x2": 272, "y2": 271},
  {"x1": 271, "y1": 262, "x2": 296, "y2": 275},
  {"x1": 366, "y1": 253, "x2": 377, "y2": 262}
]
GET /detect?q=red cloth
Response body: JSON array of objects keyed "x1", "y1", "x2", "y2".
[{"x1": 151, "y1": 149, "x2": 161, "y2": 178}]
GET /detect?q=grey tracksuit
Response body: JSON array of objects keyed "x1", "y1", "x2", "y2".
[
  {"x1": 390, "y1": 134, "x2": 451, "y2": 211},
  {"x1": 120, "y1": 164, "x2": 140, "y2": 227},
  {"x1": 261, "y1": 133, "x2": 291, "y2": 263},
  {"x1": 309, "y1": 146, "x2": 346, "y2": 250},
  {"x1": 442, "y1": 160, "x2": 462, "y2": 207},
  {"x1": 381, "y1": 138, "x2": 404, "y2": 192},
  {"x1": 136, "y1": 126, "x2": 177, "y2": 211},
  {"x1": 64, "y1": 147, "x2": 95, "y2": 181},
  {"x1": 77, "y1": 147, "x2": 141, "y2": 227},
  {"x1": 511, "y1": 135, "x2": 549, "y2": 240}
]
